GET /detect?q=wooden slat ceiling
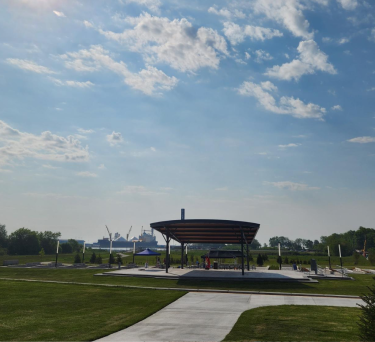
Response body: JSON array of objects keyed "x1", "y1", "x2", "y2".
[{"x1": 150, "y1": 219, "x2": 260, "y2": 244}]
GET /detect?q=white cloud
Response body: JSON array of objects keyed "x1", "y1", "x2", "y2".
[
  {"x1": 347, "y1": 136, "x2": 375, "y2": 143},
  {"x1": 265, "y1": 40, "x2": 336, "y2": 81},
  {"x1": 253, "y1": 0, "x2": 313, "y2": 39},
  {"x1": 77, "y1": 171, "x2": 98, "y2": 178},
  {"x1": 0, "y1": 120, "x2": 89, "y2": 166},
  {"x1": 367, "y1": 87, "x2": 375, "y2": 92},
  {"x1": 42, "y1": 164, "x2": 60, "y2": 169},
  {"x1": 208, "y1": 7, "x2": 246, "y2": 19},
  {"x1": 215, "y1": 187, "x2": 228, "y2": 191},
  {"x1": 338, "y1": 37, "x2": 350, "y2": 44},
  {"x1": 98, "y1": 13, "x2": 228, "y2": 73},
  {"x1": 331, "y1": 105, "x2": 343, "y2": 110},
  {"x1": 107, "y1": 131, "x2": 124, "y2": 146},
  {"x1": 49, "y1": 77, "x2": 94, "y2": 88},
  {"x1": 6, "y1": 58, "x2": 56, "y2": 74},
  {"x1": 278, "y1": 143, "x2": 300, "y2": 148},
  {"x1": 222, "y1": 22, "x2": 283, "y2": 45},
  {"x1": 150, "y1": 147, "x2": 156, "y2": 152},
  {"x1": 98, "y1": 164, "x2": 106, "y2": 169},
  {"x1": 322, "y1": 37, "x2": 333, "y2": 43},
  {"x1": 117, "y1": 185, "x2": 168, "y2": 196},
  {"x1": 255, "y1": 49, "x2": 273, "y2": 63},
  {"x1": 266, "y1": 181, "x2": 320, "y2": 191},
  {"x1": 83, "y1": 20, "x2": 93, "y2": 28},
  {"x1": 336, "y1": 0, "x2": 358, "y2": 10},
  {"x1": 260, "y1": 81, "x2": 278, "y2": 92},
  {"x1": 370, "y1": 28, "x2": 375, "y2": 42},
  {"x1": 77, "y1": 128, "x2": 95, "y2": 134},
  {"x1": 60, "y1": 45, "x2": 178, "y2": 95},
  {"x1": 245, "y1": 52, "x2": 251, "y2": 60},
  {"x1": 125, "y1": 0, "x2": 161, "y2": 13},
  {"x1": 237, "y1": 81, "x2": 326, "y2": 119},
  {"x1": 53, "y1": 11, "x2": 66, "y2": 17}
]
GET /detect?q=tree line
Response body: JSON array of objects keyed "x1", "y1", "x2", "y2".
[
  {"x1": 267, "y1": 226, "x2": 375, "y2": 257},
  {"x1": 0, "y1": 225, "x2": 83, "y2": 256}
]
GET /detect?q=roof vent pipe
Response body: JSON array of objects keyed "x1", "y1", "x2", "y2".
[{"x1": 181, "y1": 208, "x2": 185, "y2": 220}]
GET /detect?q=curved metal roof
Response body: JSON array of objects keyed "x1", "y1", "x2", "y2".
[{"x1": 150, "y1": 219, "x2": 260, "y2": 244}]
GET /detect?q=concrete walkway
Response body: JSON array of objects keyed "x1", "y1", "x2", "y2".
[{"x1": 96, "y1": 292, "x2": 363, "y2": 342}]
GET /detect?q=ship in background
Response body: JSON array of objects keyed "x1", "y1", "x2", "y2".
[{"x1": 92, "y1": 227, "x2": 158, "y2": 249}]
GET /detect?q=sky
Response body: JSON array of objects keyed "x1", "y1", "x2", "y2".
[{"x1": 0, "y1": 0, "x2": 375, "y2": 245}]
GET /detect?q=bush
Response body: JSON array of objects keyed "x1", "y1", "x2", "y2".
[
  {"x1": 90, "y1": 252, "x2": 96, "y2": 264},
  {"x1": 284, "y1": 256, "x2": 289, "y2": 264},
  {"x1": 262, "y1": 254, "x2": 269, "y2": 261},
  {"x1": 116, "y1": 254, "x2": 122, "y2": 265},
  {"x1": 357, "y1": 277, "x2": 375, "y2": 341},
  {"x1": 268, "y1": 265, "x2": 279, "y2": 270},
  {"x1": 109, "y1": 253, "x2": 115, "y2": 264},
  {"x1": 74, "y1": 254, "x2": 81, "y2": 264},
  {"x1": 96, "y1": 254, "x2": 102, "y2": 264},
  {"x1": 257, "y1": 254, "x2": 264, "y2": 266}
]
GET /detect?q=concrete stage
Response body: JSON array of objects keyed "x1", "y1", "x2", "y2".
[{"x1": 99, "y1": 267, "x2": 317, "y2": 282}]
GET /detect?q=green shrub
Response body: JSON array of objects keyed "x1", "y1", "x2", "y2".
[
  {"x1": 90, "y1": 252, "x2": 96, "y2": 264},
  {"x1": 96, "y1": 254, "x2": 102, "y2": 264},
  {"x1": 357, "y1": 277, "x2": 375, "y2": 341},
  {"x1": 74, "y1": 254, "x2": 81, "y2": 263},
  {"x1": 257, "y1": 254, "x2": 264, "y2": 266},
  {"x1": 268, "y1": 265, "x2": 279, "y2": 270}
]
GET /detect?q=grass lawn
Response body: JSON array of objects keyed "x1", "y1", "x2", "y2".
[
  {"x1": 223, "y1": 305, "x2": 361, "y2": 342},
  {"x1": 0, "y1": 280, "x2": 185, "y2": 341},
  {"x1": 0, "y1": 268, "x2": 374, "y2": 296}
]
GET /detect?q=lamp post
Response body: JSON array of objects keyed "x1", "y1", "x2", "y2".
[
  {"x1": 82, "y1": 242, "x2": 85, "y2": 263},
  {"x1": 55, "y1": 240, "x2": 59, "y2": 268},
  {"x1": 278, "y1": 243, "x2": 281, "y2": 270},
  {"x1": 132, "y1": 239, "x2": 140, "y2": 263},
  {"x1": 109, "y1": 238, "x2": 113, "y2": 268},
  {"x1": 339, "y1": 244, "x2": 343, "y2": 277},
  {"x1": 328, "y1": 246, "x2": 331, "y2": 269},
  {"x1": 185, "y1": 244, "x2": 188, "y2": 266}
]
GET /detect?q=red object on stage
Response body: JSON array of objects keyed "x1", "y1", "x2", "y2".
[{"x1": 205, "y1": 257, "x2": 211, "y2": 270}]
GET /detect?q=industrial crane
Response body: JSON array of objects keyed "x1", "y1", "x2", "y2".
[
  {"x1": 126, "y1": 226, "x2": 132, "y2": 241},
  {"x1": 105, "y1": 225, "x2": 113, "y2": 268}
]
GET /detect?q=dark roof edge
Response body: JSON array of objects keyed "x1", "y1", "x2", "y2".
[{"x1": 150, "y1": 219, "x2": 260, "y2": 228}]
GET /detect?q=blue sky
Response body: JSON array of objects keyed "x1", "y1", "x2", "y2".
[{"x1": 0, "y1": 0, "x2": 374, "y2": 245}]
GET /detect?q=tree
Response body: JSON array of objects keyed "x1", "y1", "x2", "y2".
[
  {"x1": 39, "y1": 248, "x2": 45, "y2": 259},
  {"x1": 313, "y1": 240, "x2": 319, "y2": 246},
  {"x1": 90, "y1": 252, "x2": 96, "y2": 264},
  {"x1": 353, "y1": 251, "x2": 360, "y2": 265},
  {"x1": 368, "y1": 248, "x2": 375, "y2": 266},
  {"x1": 250, "y1": 239, "x2": 261, "y2": 250},
  {"x1": 257, "y1": 254, "x2": 263, "y2": 266},
  {"x1": 261, "y1": 253, "x2": 268, "y2": 261},
  {"x1": 0, "y1": 224, "x2": 8, "y2": 248},
  {"x1": 74, "y1": 253, "x2": 81, "y2": 263},
  {"x1": 68, "y1": 239, "x2": 81, "y2": 253},
  {"x1": 8, "y1": 228, "x2": 40, "y2": 255},
  {"x1": 38, "y1": 231, "x2": 61, "y2": 254},
  {"x1": 305, "y1": 240, "x2": 314, "y2": 250},
  {"x1": 357, "y1": 277, "x2": 375, "y2": 341},
  {"x1": 116, "y1": 254, "x2": 123, "y2": 265},
  {"x1": 96, "y1": 254, "x2": 103, "y2": 264},
  {"x1": 109, "y1": 253, "x2": 115, "y2": 264},
  {"x1": 61, "y1": 242, "x2": 73, "y2": 254}
]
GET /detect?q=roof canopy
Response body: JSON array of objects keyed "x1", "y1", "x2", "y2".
[
  {"x1": 134, "y1": 248, "x2": 161, "y2": 256},
  {"x1": 201, "y1": 250, "x2": 245, "y2": 259},
  {"x1": 150, "y1": 219, "x2": 260, "y2": 244}
]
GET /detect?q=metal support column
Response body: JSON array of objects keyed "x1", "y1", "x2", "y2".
[
  {"x1": 166, "y1": 228, "x2": 170, "y2": 274},
  {"x1": 246, "y1": 243, "x2": 250, "y2": 271},
  {"x1": 181, "y1": 242, "x2": 184, "y2": 269},
  {"x1": 241, "y1": 229, "x2": 244, "y2": 276}
]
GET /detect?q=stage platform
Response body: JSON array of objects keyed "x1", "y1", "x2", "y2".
[{"x1": 98, "y1": 267, "x2": 317, "y2": 282}]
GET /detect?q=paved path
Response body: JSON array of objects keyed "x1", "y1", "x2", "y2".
[{"x1": 96, "y1": 292, "x2": 363, "y2": 342}]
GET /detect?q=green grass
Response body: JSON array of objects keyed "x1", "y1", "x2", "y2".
[
  {"x1": 223, "y1": 305, "x2": 361, "y2": 342},
  {"x1": 0, "y1": 280, "x2": 185, "y2": 341},
  {"x1": 0, "y1": 268, "x2": 374, "y2": 296}
]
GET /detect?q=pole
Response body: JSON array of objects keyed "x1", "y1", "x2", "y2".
[
  {"x1": 166, "y1": 229, "x2": 170, "y2": 273},
  {"x1": 109, "y1": 239, "x2": 112, "y2": 268},
  {"x1": 278, "y1": 243, "x2": 282, "y2": 270},
  {"x1": 55, "y1": 240, "x2": 59, "y2": 268},
  {"x1": 82, "y1": 242, "x2": 85, "y2": 263},
  {"x1": 185, "y1": 244, "x2": 188, "y2": 266},
  {"x1": 339, "y1": 244, "x2": 343, "y2": 277},
  {"x1": 181, "y1": 243, "x2": 184, "y2": 269},
  {"x1": 328, "y1": 246, "x2": 331, "y2": 269},
  {"x1": 246, "y1": 242, "x2": 249, "y2": 271},
  {"x1": 241, "y1": 233, "x2": 244, "y2": 276}
]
